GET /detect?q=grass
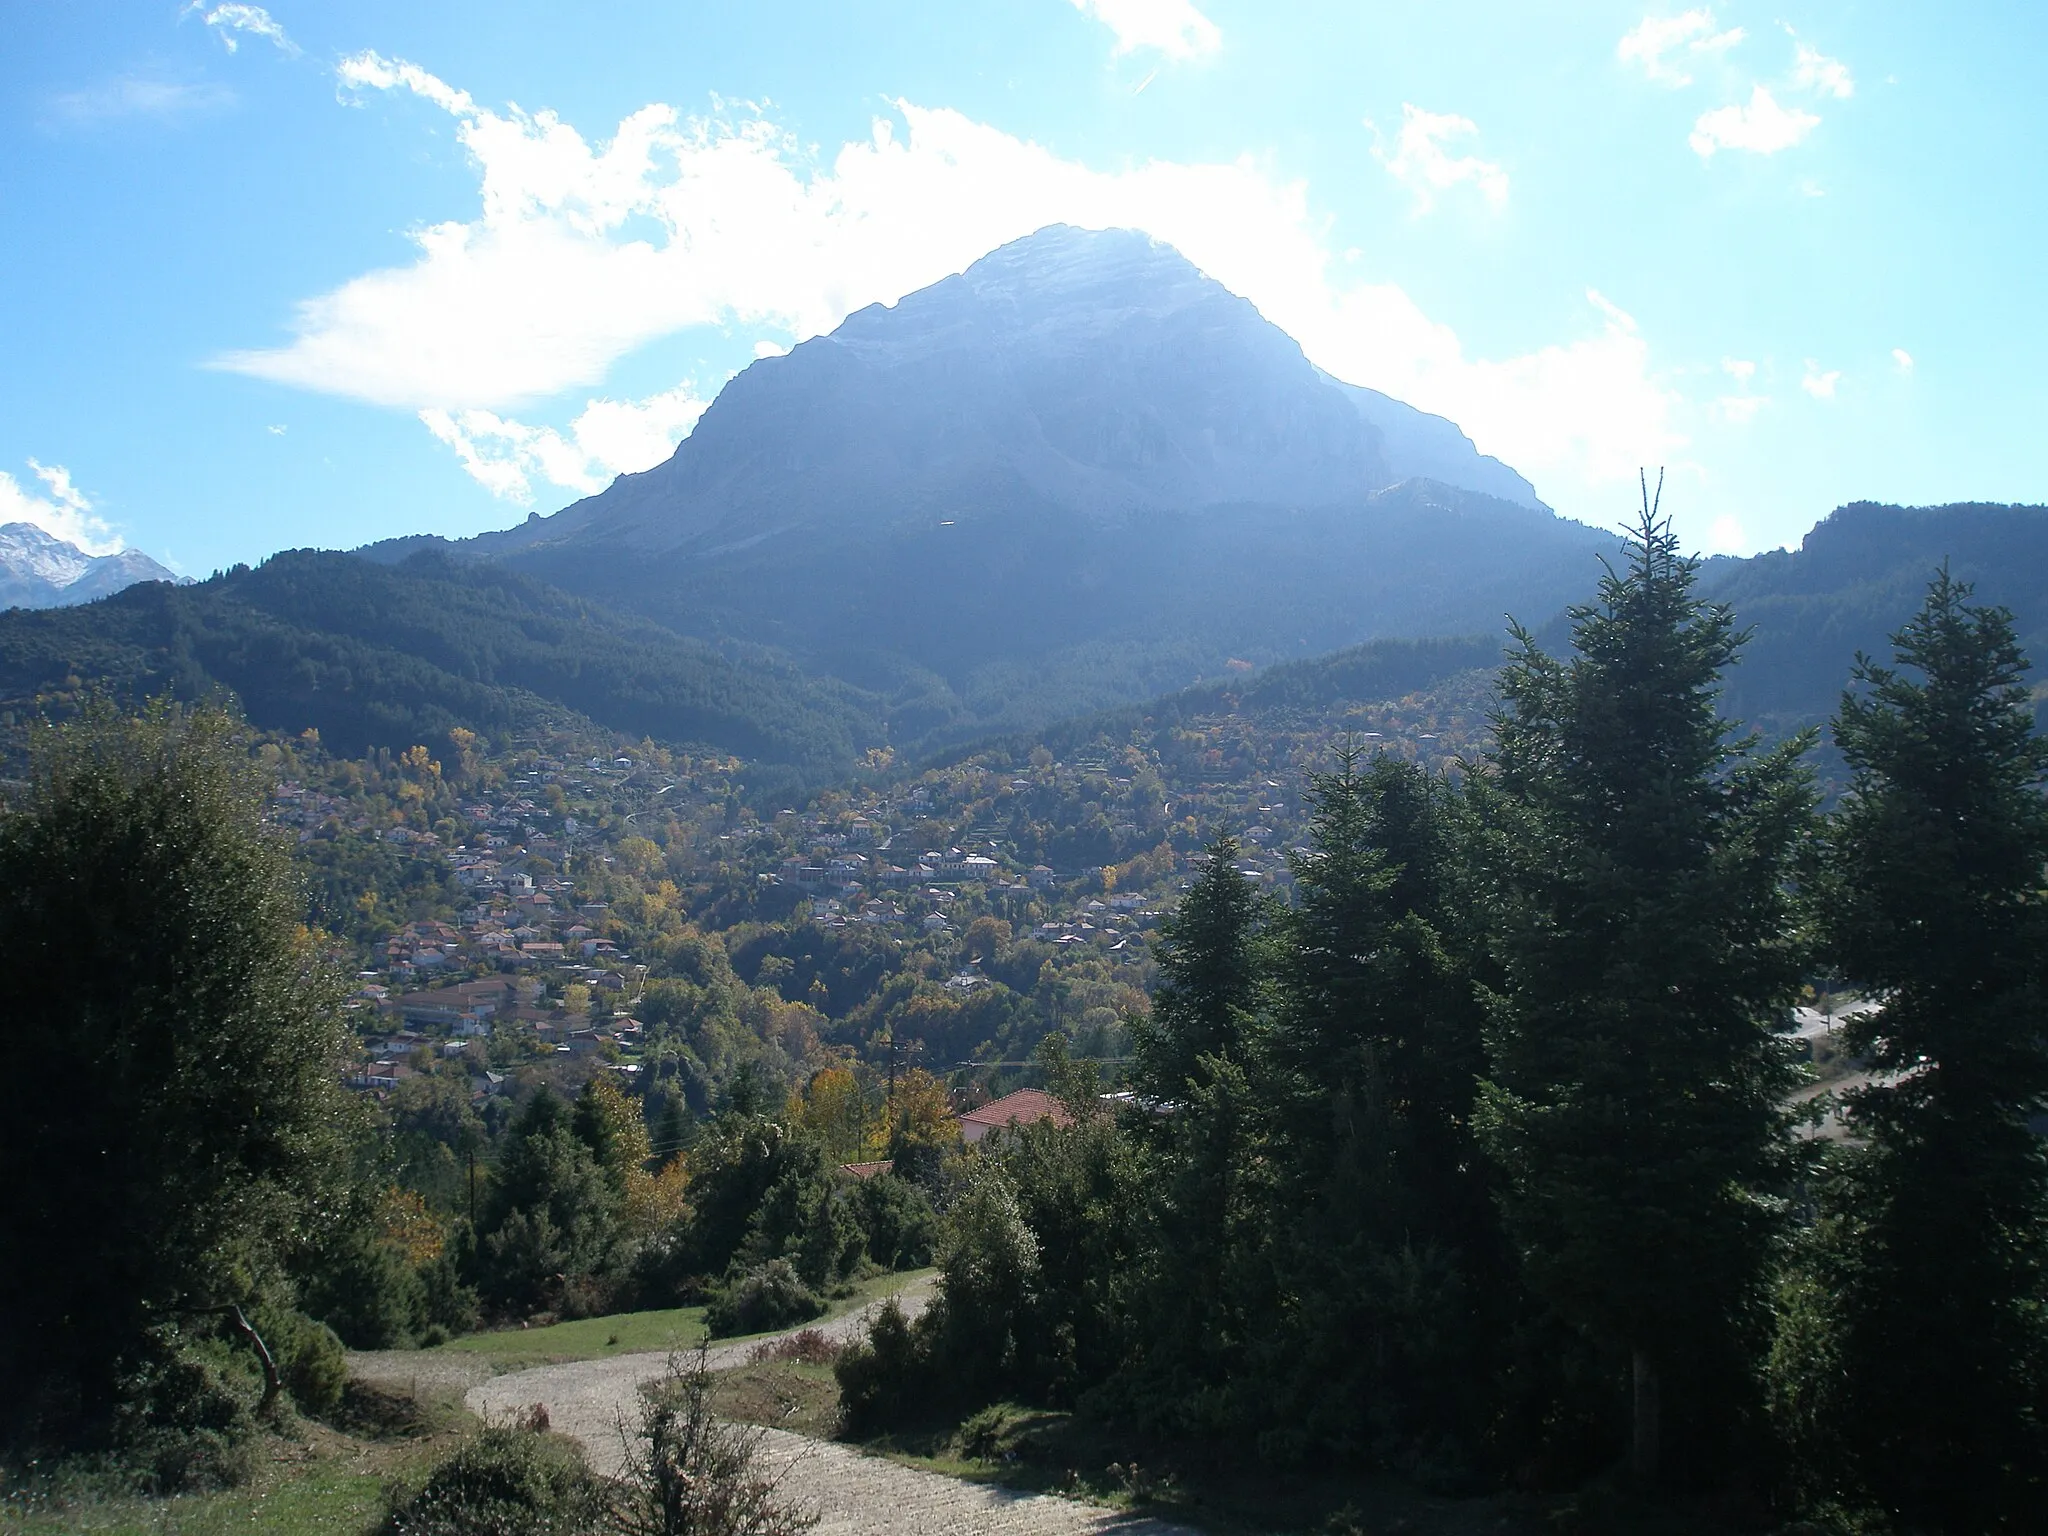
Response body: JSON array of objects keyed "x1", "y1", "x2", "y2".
[
  {"x1": 0, "y1": 1271, "x2": 930, "y2": 1536},
  {"x1": 423, "y1": 1266, "x2": 932, "y2": 1370},
  {"x1": 0, "y1": 1388, "x2": 466, "y2": 1536},
  {"x1": 709, "y1": 1355, "x2": 843, "y2": 1440},
  {"x1": 432, "y1": 1303, "x2": 710, "y2": 1368}
]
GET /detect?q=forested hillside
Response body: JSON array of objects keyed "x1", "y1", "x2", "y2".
[
  {"x1": 0, "y1": 549, "x2": 884, "y2": 772},
  {"x1": 1704, "y1": 500, "x2": 2048, "y2": 739}
]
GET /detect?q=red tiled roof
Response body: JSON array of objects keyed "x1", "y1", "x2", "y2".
[{"x1": 959, "y1": 1088, "x2": 1075, "y2": 1131}]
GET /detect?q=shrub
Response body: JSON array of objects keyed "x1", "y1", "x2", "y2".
[
  {"x1": 378, "y1": 1426, "x2": 611, "y2": 1536},
  {"x1": 271, "y1": 1312, "x2": 348, "y2": 1419},
  {"x1": 833, "y1": 1299, "x2": 934, "y2": 1437},
  {"x1": 746, "y1": 1329, "x2": 838, "y2": 1366},
  {"x1": 614, "y1": 1349, "x2": 817, "y2": 1535},
  {"x1": 705, "y1": 1260, "x2": 823, "y2": 1338},
  {"x1": 106, "y1": 1338, "x2": 260, "y2": 1494},
  {"x1": 302, "y1": 1231, "x2": 429, "y2": 1349}
]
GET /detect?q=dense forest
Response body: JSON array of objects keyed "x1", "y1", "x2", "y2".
[{"x1": 0, "y1": 548, "x2": 883, "y2": 775}]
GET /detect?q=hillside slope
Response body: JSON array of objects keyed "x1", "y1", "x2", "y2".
[
  {"x1": 1702, "y1": 500, "x2": 2048, "y2": 738},
  {"x1": 0, "y1": 550, "x2": 883, "y2": 770}
]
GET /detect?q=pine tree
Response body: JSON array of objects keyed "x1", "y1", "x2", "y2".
[
  {"x1": 1267, "y1": 751, "x2": 1502, "y2": 1460},
  {"x1": 1131, "y1": 832, "x2": 1265, "y2": 1102},
  {"x1": 1476, "y1": 493, "x2": 1814, "y2": 1485},
  {"x1": 1801, "y1": 569, "x2": 2048, "y2": 1526},
  {"x1": 1274, "y1": 751, "x2": 1489, "y2": 1244},
  {"x1": 1125, "y1": 834, "x2": 1273, "y2": 1431}
]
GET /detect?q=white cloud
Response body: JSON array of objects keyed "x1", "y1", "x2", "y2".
[
  {"x1": 266, "y1": 422, "x2": 288, "y2": 434},
  {"x1": 1690, "y1": 85, "x2": 1820, "y2": 157},
  {"x1": 1618, "y1": 10, "x2": 1746, "y2": 87},
  {"x1": 187, "y1": 3, "x2": 298, "y2": 56},
  {"x1": 1721, "y1": 356, "x2": 1755, "y2": 384},
  {"x1": 1707, "y1": 513, "x2": 1747, "y2": 553},
  {"x1": 1370, "y1": 104, "x2": 1509, "y2": 214},
  {"x1": 1791, "y1": 41, "x2": 1853, "y2": 99},
  {"x1": 224, "y1": 58, "x2": 1681, "y2": 507},
  {"x1": 1801, "y1": 360, "x2": 1841, "y2": 398},
  {"x1": 422, "y1": 385, "x2": 709, "y2": 502},
  {"x1": 1892, "y1": 347, "x2": 1914, "y2": 373},
  {"x1": 0, "y1": 460, "x2": 123, "y2": 554},
  {"x1": 1068, "y1": 0, "x2": 1220, "y2": 60}
]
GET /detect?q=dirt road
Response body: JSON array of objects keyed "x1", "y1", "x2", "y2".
[{"x1": 452, "y1": 1276, "x2": 1198, "y2": 1535}]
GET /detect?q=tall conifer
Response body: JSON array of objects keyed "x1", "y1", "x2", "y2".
[
  {"x1": 1799, "y1": 570, "x2": 2048, "y2": 1526},
  {"x1": 1477, "y1": 491, "x2": 1813, "y2": 1485},
  {"x1": 1126, "y1": 834, "x2": 1271, "y2": 1430},
  {"x1": 1267, "y1": 752, "x2": 1501, "y2": 1459}
]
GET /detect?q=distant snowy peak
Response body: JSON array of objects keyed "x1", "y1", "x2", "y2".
[{"x1": 0, "y1": 523, "x2": 184, "y2": 610}]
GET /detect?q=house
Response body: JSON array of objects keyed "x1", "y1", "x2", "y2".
[
  {"x1": 837, "y1": 1160, "x2": 895, "y2": 1180},
  {"x1": 959, "y1": 1089, "x2": 1075, "y2": 1145}
]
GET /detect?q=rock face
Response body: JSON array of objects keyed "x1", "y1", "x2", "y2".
[
  {"x1": 0, "y1": 524, "x2": 183, "y2": 610},
  {"x1": 429, "y1": 224, "x2": 1606, "y2": 742},
  {"x1": 479, "y1": 224, "x2": 1540, "y2": 559}
]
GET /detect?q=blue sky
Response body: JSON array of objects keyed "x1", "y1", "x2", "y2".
[{"x1": 4, "y1": 1, "x2": 2044, "y2": 574}]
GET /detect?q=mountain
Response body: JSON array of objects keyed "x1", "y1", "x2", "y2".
[
  {"x1": 1701, "y1": 500, "x2": 2048, "y2": 743},
  {"x1": 0, "y1": 549, "x2": 883, "y2": 777},
  {"x1": 0, "y1": 523, "x2": 183, "y2": 610},
  {"x1": 392, "y1": 225, "x2": 1612, "y2": 743}
]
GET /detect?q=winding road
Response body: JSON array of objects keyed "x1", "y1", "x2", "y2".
[{"x1": 358, "y1": 1276, "x2": 1197, "y2": 1536}]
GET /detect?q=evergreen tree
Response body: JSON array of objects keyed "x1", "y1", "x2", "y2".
[
  {"x1": 1130, "y1": 832, "x2": 1264, "y2": 1102},
  {"x1": 1266, "y1": 751, "x2": 1502, "y2": 1462},
  {"x1": 477, "y1": 1089, "x2": 621, "y2": 1312},
  {"x1": 1476, "y1": 498, "x2": 1814, "y2": 1485},
  {"x1": 1124, "y1": 834, "x2": 1274, "y2": 1432},
  {"x1": 0, "y1": 701, "x2": 353, "y2": 1442},
  {"x1": 1799, "y1": 570, "x2": 2048, "y2": 1526}
]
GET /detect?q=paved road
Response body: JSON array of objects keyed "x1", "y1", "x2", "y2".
[{"x1": 452, "y1": 1275, "x2": 1197, "y2": 1536}]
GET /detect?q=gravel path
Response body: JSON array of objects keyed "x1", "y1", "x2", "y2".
[
  {"x1": 747, "y1": 1428, "x2": 1199, "y2": 1536},
  {"x1": 462, "y1": 1276, "x2": 938, "y2": 1473},
  {"x1": 447, "y1": 1274, "x2": 1198, "y2": 1535}
]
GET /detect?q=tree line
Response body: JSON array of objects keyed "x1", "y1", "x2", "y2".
[{"x1": 836, "y1": 511, "x2": 2048, "y2": 1531}]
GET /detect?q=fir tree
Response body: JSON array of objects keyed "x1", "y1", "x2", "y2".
[
  {"x1": 1800, "y1": 569, "x2": 2048, "y2": 1526},
  {"x1": 1476, "y1": 491, "x2": 1814, "y2": 1485},
  {"x1": 1131, "y1": 832, "x2": 1265, "y2": 1102},
  {"x1": 1126, "y1": 834, "x2": 1273, "y2": 1431},
  {"x1": 1267, "y1": 751, "x2": 1502, "y2": 1461}
]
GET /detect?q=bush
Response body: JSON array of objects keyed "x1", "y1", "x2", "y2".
[
  {"x1": 614, "y1": 1349, "x2": 817, "y2": 1535},
  {"x1": 746, "y1": 1329, "x2": 838, "y2": 1366},
  {"x1": 705, "y1": 1260, "x2": 823, "y2": 1338},
  {"x1": 302, "y1": 1232, "x2": 429, "y2": 1349},
  {"x1": 107, "y1": 1338, "x2": 260, "y2": 1494},
  {"x1": 378, "y1": 1426, "x2": 611, "y2": 1536},
  {"x1": 834, "y1": 1299, "x2": 935, "y2": 1437},
  {"x1": 267, "y1": 1311, "x2": 348, "y2": 1419}
]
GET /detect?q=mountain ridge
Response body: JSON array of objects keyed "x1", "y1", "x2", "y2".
[
  {"x1": 0, "y1": 522, "x2": 185, "y2": 610},
  {"x1": 367, "y1": 224, "x2": 1602, "y2": 742}
]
